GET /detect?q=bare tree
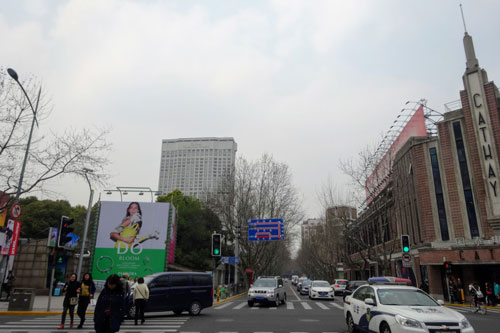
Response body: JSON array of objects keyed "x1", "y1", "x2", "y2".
[
  {"x1": 206, "y1": 154, "x2": 304, "y2": 284},
  {"x1": 0, "y1": 69, "x2": 111, "y2": 210},
  {"x1": 339, "y1": 144, "x2": 398, "y2": 278}
]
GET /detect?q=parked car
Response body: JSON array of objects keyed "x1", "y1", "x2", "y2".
[
  {"x1": 331, "y1": 279, "x2": 348, "y2": 295},
  {"x1": 299, "y1": 280, "x2": 312, "y2": 295},
  {"x1": 126, "y1": 271, "x2": 213, "y2": 317},
  {"x1": 342, "y1": 280, "x2": 367, "y2": 299},
  {"x1": 247, "y1": 276, "x2": 286, "y2": 307},
  {"x1": 309, "y1": 280, "x2": 334, "y2": 300}
]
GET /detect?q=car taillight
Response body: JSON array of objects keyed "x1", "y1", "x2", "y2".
[{"x1": 335, "y1": 284, "x2": 339, "y2": 287}]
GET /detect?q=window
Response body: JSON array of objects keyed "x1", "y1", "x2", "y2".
[
  {"x1": 429, "y1": 147, "x2": 450, "y2": 241},
  {"x1": 453, "y1": 122, "x2": 479, "y2": 237},
  {"x1": 192, "y1": 275, "x2": 211, "y2": 286},
  {"x1": 170, "y1": 274, "x2": 190, "y2": 287},
  {"x1": 152, "y1": 275, "x2": 169, "y2": 288},
  {"x1": 353, "y1": 287, "x2": 368, "y2": 301}
]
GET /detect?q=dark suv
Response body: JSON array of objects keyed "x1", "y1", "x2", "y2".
[{"x1": 127, "y1": 272, "x2": 213, "y2": 317}]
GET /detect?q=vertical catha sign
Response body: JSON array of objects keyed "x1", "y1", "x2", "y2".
[{"x1": 92, "y1": 201, "x2": 170, "y2": 280}]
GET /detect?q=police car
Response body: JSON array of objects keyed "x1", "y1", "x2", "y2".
[{"x1": 343, "y1": 277, "x2": 474, "y2": 333}]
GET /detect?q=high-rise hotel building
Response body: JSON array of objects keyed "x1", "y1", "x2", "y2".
[{"x1": 158, "y1": 137, "x2": 237, "y2": 198}]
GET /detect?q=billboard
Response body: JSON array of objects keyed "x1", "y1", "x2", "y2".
[
  {"x1": 365, "y1": 105, "x2": 427, "y2": 203},
  {"x1": 92, "y1": 201, "x2": 170, "y2": 280},
  {"x1": 248, "y1": 219, "x2": 285, "y2": 241}
]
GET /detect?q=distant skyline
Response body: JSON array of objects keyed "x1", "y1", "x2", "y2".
[{"x1": 2, "y1": 0, "x2": 499, "y2": 218}]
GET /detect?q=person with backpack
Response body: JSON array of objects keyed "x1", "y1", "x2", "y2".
[{"x1": 77, "y1": 273, "x2": 96, "y2": 329}]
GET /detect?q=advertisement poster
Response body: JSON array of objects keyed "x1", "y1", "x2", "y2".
[
  {"x1": 92, "y1": 201, "x2": 170, "y2": 280},
  {"x1": 1, "y1": 219, "x2": 21, "y2": 256}
]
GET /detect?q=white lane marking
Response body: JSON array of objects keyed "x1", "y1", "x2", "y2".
[
  {"x1": 301, "y1": 302, "x2": 312, "y2": 310},
  {"x1": 329, "y1": 302, "x2": 344, "y2": 310},
  {"x1": 269, "y1": 307, "x2": 277, "y2": 310},
  {"x1": 287, "y1": 301, "x2": 294, "y2": 310},
  {"x1": 290, "y1": 285, "x2": 301, "y2": 301},
  {"x1": 250, "y1": 306, "x2": 259, "y2": 310},
  {"x1": 233, "y1": 301, "x2": 247, "y2": 309},
  {"x1": 215, "y1": 301, "x2": 234, "y2": 309},
  {"x1": 315, "y1": 302, "x2": 329, "y2": 310}
]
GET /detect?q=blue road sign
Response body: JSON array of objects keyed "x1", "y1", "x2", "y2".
[
  {"x1": 220, "y1": 256, "x2": 240, "y2": 264},
  {"x1": 248, "y1": 219, "x2": 284, "y2": 241}
]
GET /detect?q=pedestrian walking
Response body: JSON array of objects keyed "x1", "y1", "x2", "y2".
[
  {"x1": 494, "y1": 281, "x2": 500, "y2": 306},
  {"x1": 59, "y1": 273, "x2": 80, "y2": 330},
  {"x1": 485, "y1": 282, "x2": 494, "y2": 306},
  {"x1": 94, "y1": 274, "x2": 125, "y2": 333},
  {"x1": 77, "y1": 272, "x2": 96, "y2": 329},
  {"x1": 133, "y1": 277, "x2": 149, "y2": 325},
  {"x1": 121, "y1": 273, "x2": 131, "y2": 298}
]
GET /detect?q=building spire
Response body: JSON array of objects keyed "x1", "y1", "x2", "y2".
[{"x1": 461, "y1": 4, "x2": 479, "y2": 72}]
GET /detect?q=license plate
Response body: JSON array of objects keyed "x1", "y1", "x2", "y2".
[
  {"x1": 256, "y1": 296, "x2": 264, "y2": 300},
  {"x1": 320, "y1": 293, "x2": 327, "y2": 296}
]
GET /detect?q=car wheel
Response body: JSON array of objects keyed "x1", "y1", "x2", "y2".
[
  {"x1": 248, "y1": 301, "x2": 254, "y2": 307},
  {"x1": 188, "y1": 301, "x2": 202, "y2": 315},
  {"x1": 173, "y1": 309, "x2": 183, "y2": 315},
  {"x1": 346, "y1": 313, "x2": 358, "y2": 333},
  {"x1": 127, "y1": 304, "x2": 136, "y2": 319},
  {"x1": 275, "y1": 297, "x2": 280, "y2": 307},
  {"x1": 380, "y1": 322, "x2": 391, "y2": 333},
  {"x1": 281, "y1": 293, "x2": 286, "y2": 304}
]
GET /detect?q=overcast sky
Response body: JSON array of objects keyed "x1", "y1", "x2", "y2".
[{"x1": 2, "y1": 0, "x2": 500, "y2": 219}]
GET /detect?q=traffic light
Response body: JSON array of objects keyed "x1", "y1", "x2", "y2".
[
  {"x1": 444, "y1": 261, "x2": 452, "y2": 274},
  {"x1": 401, "y1": 235, "x2": 410, "y2": 253},
  {"x1": 212, "y1": 233, "x2": 221, "y2": 256},
  {"x1": 58, "y1": 216, "x2": 74, "y2": 248}
]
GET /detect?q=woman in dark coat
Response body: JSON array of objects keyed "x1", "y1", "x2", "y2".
[
  {"x1": 59, "y1": 273, "x2": 80, "y2": 329},
  {"x1": 94, "y1": 274, "x2": 126, "y2": 333},
  {"x1": 77, "y1": 272, "x2": 96, "y2": 328}
]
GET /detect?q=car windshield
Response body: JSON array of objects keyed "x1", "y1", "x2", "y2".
[
  {"x1": 302, "y1": 280, "x2": 312, "y2": 286},
  {"x1": 253, "y1": 279, "x2": 276, "y2": 288},
  {"x1": 377, "y1": 289, "x2": 439, "y2": 306},
  {"x1": 312, "y1": 281, "x2": 330, "y2": 288}
]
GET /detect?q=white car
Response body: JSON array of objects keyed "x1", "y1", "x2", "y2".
[
  {"x1": 332, "y1": 279, "x2": 348, "y2": 295},
  {"x1": 309, "y1": 280, "x2": 335, "y2": 300},
  {"x1": 344, "y1": 277, "x2": 474, "y2": 333}
]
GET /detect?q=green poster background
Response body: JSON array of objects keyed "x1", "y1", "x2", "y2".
[{"x1": 92, "y1": 247, "x2": 165, "y2": 280}]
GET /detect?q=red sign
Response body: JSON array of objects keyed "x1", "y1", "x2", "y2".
[
  {"x1": 8, "y1": 221, "x2": 21, "y2": 256},
  {"x1": 11, "y1": 203, "x2": 22, "y2": 219}
]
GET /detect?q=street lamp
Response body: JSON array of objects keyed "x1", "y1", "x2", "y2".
[
  {"x1": 7, "y1": 68, "x2": 41, "y2": 202},
  {"x1": 0, "y1": 68, "x2": 41, "y2": 298},
  {"x1": 76, "y1": 168, "x2": 94, "y2": 280}
]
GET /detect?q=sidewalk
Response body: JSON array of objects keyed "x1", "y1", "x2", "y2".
[
  {"x1": 0, "y1": 292, "x2": 247, "y2": 315},
  {"x1": 444, "y1": 301, "x2": 500, "y2": 310},
  {"x1": 0, "y1": 294, "x2": 97, "y2": 315}
]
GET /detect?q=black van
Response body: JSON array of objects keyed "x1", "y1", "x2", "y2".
[{"x1": 127, "y1": 272, "x2": 213, "y2": 317}]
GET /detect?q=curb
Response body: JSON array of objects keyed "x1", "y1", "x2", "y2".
[
  {"x1": 213, "y1": 292, "x2": 247, "y2": 306},
  {"x1": 0, "y1": 293, "x2": 249, "y2": 315},
  {"x1": 445, "y1": 303, "x2": 500, "y2": 310},
  {"x1": 0, "y1": 311, "x2": 94, "y2": 316}
]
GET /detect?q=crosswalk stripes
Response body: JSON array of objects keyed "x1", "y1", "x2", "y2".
[
  {"x1": 301, "y1": 302, "x2": 312, "y2": 310},
  {"x1": 0, "y1": 315, "x2": 191, "y2": 332},
  {"x1": 315, "y1": 302, "x2": 329, "y2": 310},
  {"x1": 215, "y1": 301, "x2": 345, "y2": 311}
]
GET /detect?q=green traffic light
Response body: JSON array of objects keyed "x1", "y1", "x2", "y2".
[
  {"x1": 214, "y1": 248, "x2": 220, "y2": 255},
  {"x1": 57, "y1": 257, "x2": 63, "y2": 264},
  {"x1": 403, "y1": 246, "x2": 409, "y2": 252}
]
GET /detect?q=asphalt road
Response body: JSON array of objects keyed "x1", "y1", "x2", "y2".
[{"x1": 0, "y1": 282, "x2": 499, "y2": 332}]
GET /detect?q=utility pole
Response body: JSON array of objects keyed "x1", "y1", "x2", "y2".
[{"x1": 234, "y1": 225, "x2": 240, "y2": 294}]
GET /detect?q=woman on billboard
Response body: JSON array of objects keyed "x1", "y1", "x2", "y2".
[
  {"x1": 109, "y1": 202, "x2": 160, "y2": 251},
  {"x1": 110, "y1": 202, "x2": 143, "y2": 248}
]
